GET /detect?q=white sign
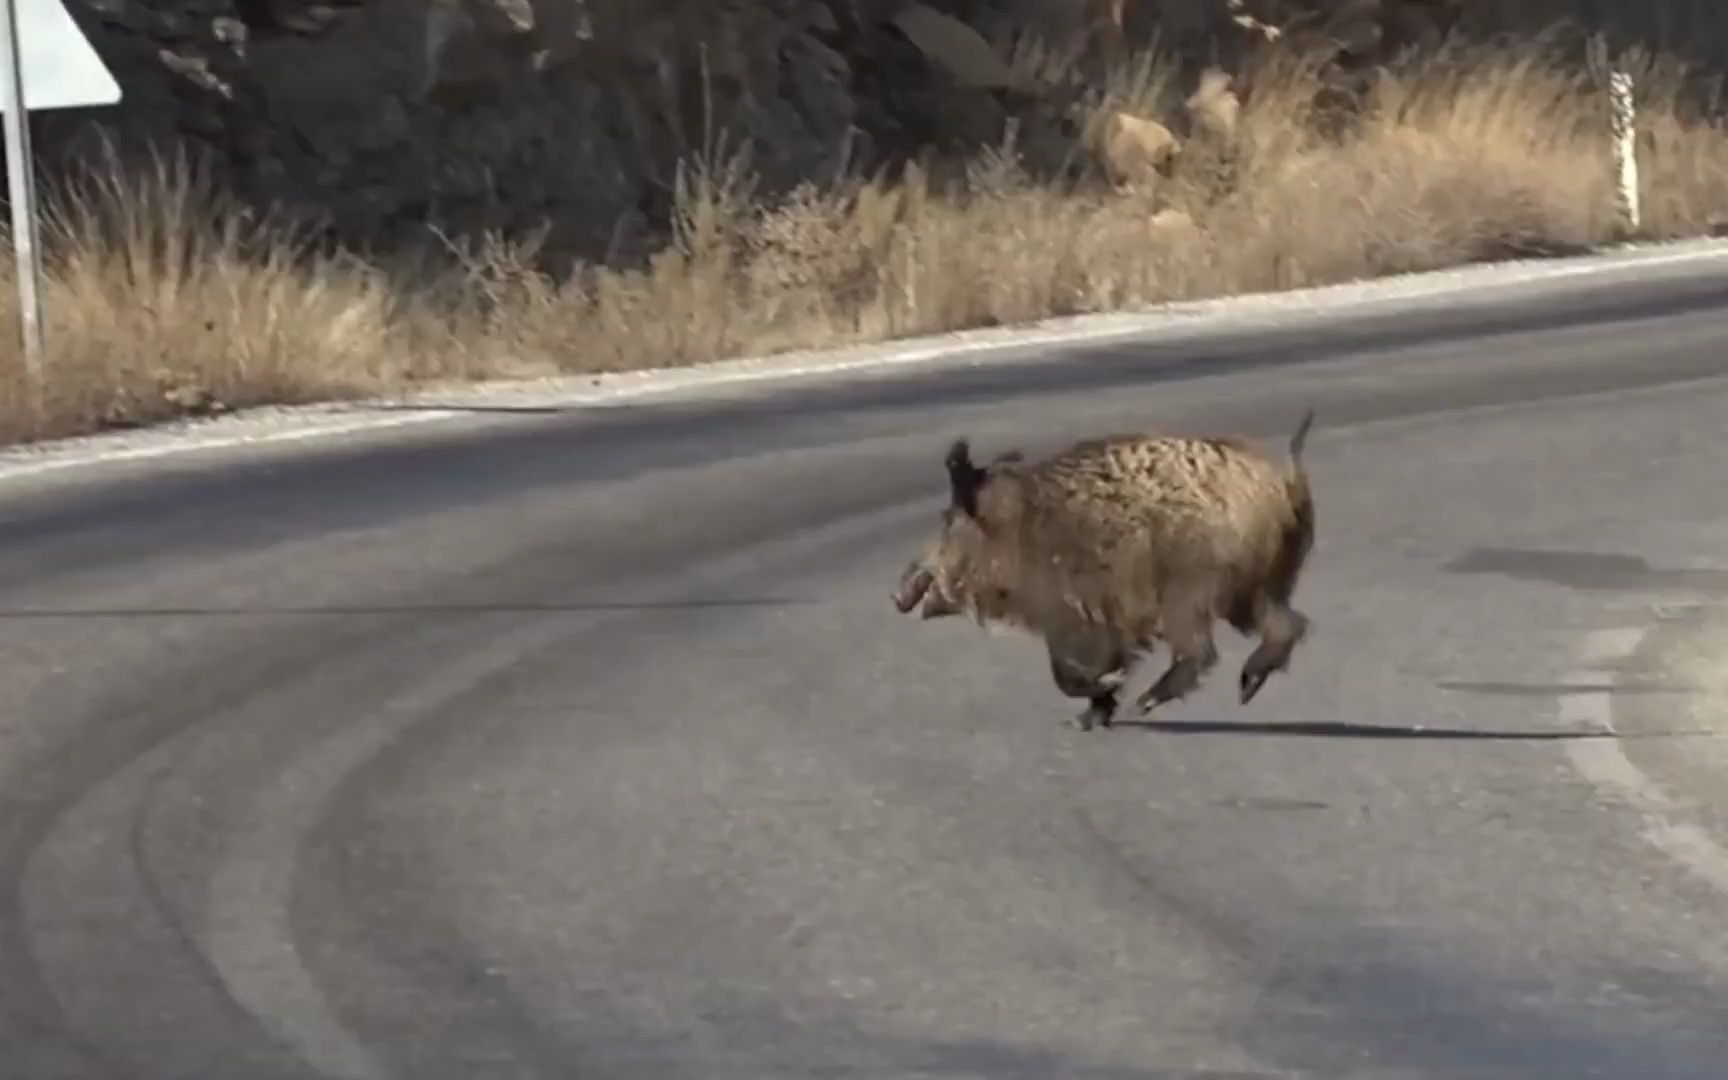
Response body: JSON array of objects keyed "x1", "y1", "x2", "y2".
[
  {"x1": 0, "y1": 0, "x2": 119, "y2": 111},
  {"x1": 0, "y1": 0, "x2": 123, "y2": 405}
]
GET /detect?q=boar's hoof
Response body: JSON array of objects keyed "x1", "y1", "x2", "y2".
[
  {"x1": 1239, "y1": 647, "x2": 1293, "y2": 705},
  {"x1": 1134, "y1": 691, "x2": 1175, "y2": 718},
  {"x1": 1070, "y1": 694, "x2": 1118, "y2": 732},
  {"x1": 1239, "y1": 664, "x2": 1274, "y2": 705}
]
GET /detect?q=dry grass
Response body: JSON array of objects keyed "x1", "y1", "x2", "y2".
[
  {"x1": 0, "y1": 153, "x2": 453, "y2": 443},
  {"x1": 3, "y1": 36, "x2": 1728, "y2": 446}
]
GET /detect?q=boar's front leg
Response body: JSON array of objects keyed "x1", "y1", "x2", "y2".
[
  {"x1": 1046, "y1": 633, "x2": 1129, "y2": 732},
  {"x1": 1134, "y1": 590, "x2": 1219, "y2": 715}
]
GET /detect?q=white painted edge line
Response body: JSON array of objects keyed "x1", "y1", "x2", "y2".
[
  {"x1": 1562, "y1": 627, "x2": 1728, "y2": 897},
  {"x1": 4, "y1": 236, "x2": 1728, "y2": 488}
]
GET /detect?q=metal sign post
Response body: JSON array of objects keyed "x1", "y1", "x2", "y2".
[
  {"x1": 0, "y1": 0, "x2": 44, "y2": 404},
  {"x1": 0, "y1": 0, "x2": 122, "y2": 413}
]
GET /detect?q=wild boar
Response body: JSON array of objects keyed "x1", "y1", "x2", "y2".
[{"x1": 893, "y1": 410, "x2": 1316, "y2": 731}]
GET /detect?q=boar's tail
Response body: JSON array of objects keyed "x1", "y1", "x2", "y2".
[{"x1": 1287, "y1": 408, "x2": 1316, "y2": 466}]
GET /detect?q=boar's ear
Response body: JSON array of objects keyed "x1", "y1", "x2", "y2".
[{"x1": 945, "y1": 438, "x2": 986, "y2": 518}]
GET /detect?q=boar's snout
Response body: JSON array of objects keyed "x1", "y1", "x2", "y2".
[
  {"x1": 919, "y1": 588, "x2": 961, "y2": 620},
  {"x1": 893, "y1": 561, "x2": 934, "y2": 614},
  {"x1": 893, "y1": 559, "x2": 963, "y2": 619}
]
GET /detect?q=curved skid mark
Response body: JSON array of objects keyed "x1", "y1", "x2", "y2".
[
  {"x1": 202, "y1": 732, "x2": 393, "y2": 1080},
  {"x1": 200, "y1": 617, "x2": 587, "y2": 1080},
  {"x1": 1561, "y1": 628, "x2": 1728, "y2": 897}
]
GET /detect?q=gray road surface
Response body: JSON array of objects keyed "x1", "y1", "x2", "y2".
[{"x1": 5, "y1": 264, "x2": 1728, "y2": 1079}]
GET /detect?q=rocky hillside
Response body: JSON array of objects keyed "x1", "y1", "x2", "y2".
[{"x1": 34, "y1": 0, "x2": 1676, "y2": 266}]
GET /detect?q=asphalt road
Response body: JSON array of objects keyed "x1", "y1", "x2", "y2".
[{"x1": 5, "y1": 265, "x2": 1728, "y2": 1079}]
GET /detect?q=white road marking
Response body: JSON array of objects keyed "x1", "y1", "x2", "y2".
[
  {"x1": 2, "y1": 237, "x2": 1727, "y2": 487},
  {"x1": 1562, "y1": 627, "x2": 1728, "y2": 896}
]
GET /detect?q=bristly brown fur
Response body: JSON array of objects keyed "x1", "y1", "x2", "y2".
[{"x1": 894, "y1": 410, "x2": 1318, "y2": 731}]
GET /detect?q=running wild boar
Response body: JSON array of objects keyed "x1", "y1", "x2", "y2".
[{"x1": 892, "y1": 410, "x2": 1316, "y2": 731}]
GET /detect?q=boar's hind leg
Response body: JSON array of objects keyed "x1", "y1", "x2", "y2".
[
  {"x1": 1047, "y1": 642, "x2": 1126, "y2": 732},
  {"x1": 1134, "y1": 594, "x2": 1219, "y2": 715},
  {"x1": 1238, "y1": 597, "x2": 1310, "y2": 705},
  {"x1": 1239, "y1": 504, "x2": 1316, "y2": 704}
]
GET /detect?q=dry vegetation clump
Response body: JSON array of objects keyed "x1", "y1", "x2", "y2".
[
  {"x1": 0, "y1": 150, "x2": 452, "y2": 445},
  {"x1": 3, "y1": 36, "x2": 1728, "y2": 446}
]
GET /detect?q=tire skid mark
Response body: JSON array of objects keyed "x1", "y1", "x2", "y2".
[{"x1": 0, "y1": 627, "x2": 382, "y2": 1076}]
